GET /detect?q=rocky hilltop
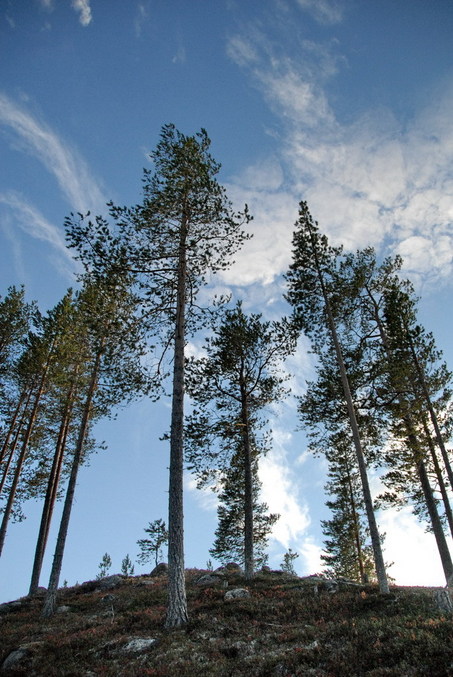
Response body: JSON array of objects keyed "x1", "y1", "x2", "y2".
[{"x1": 1, "y1": 567, "x2": 452, "y2": 676}]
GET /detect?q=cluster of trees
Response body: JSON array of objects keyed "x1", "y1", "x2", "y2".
[
  {"x1": 1, "y1": 124, "x2": 452, "y2": 628},
  {"x1": 287, "y1": 206, "x2": 453, "y2": 592}
]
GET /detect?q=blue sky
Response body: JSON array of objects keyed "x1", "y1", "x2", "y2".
[{"x1": 1, "y1": 0, "x2": 453, "y2": 603}]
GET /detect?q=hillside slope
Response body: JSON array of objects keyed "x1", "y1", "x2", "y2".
[{"x1": 1, "y1": 569, "x2": 452, "y2": 676}]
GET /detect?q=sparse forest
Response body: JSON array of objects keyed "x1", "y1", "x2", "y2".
[{"x1": 1, "y1": 126, "x2": 452, "y2": 629}]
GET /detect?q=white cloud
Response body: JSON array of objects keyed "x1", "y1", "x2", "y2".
[
  {"x1": 220, "y1": 181, "x2": 297, "y2": 286},
  {"x1": 260, "y1": 428, "x2": 311, "y2": 548},
  {"x1": 71, "y1": 0, "x2": 92, "y2": 26},
  {"x1": 0, "y1": 93, "x2": 106, "y2": 213},
  {"x1": 379, "y1": 507, "x2": 446, "y2": 586},
  {"x1": 226, "y1": 25, "x2": 453, "y2": 291},
  {"x1": 185, "y1": 474, "x2": 218, "y2": 512}
]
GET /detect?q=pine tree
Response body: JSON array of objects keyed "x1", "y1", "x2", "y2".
[
  {"x1": 0, "y1": 292, "x2": 78, "y2": 557},
  {"x1": 97, "y1": 552, "x2": 112, "y2": 579},
  {"x1": 121, "y1": 554, "x2": 135, "y2": 576},
  {"x1": 330, "y1": 247, "x2": 453, "y2": 584},
  {"x1": 185, "y1": 302, "x2": 294, "y2": 579},
  {"x1": 66, "y1": 124, "x2": 251, "y2": 627},
  {"x1": 285, "y1": 202, "x2": 389, "y2": 593},
  {"x1": 136, "y1": 519, "x2": 169, "y2": 569}
]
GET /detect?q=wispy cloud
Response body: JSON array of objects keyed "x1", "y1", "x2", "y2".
[
  {"x1": 172, "y1": 44, "x2": 186, "y2": 65},
  {"x1": 296, "y1": 0, "x2": 344, "y2": 25},
  {"x1": 226, "y1": 25, "x2": 453, "y2": 291},
  {"x1": 0, "y1": 93, "x2": 106, "y2": 213},
  {"x1": 0, "y1": 191, "x2": 76, "y2": 276},
  {"x1": 134, "y1": 1, "x2": 150, "y2": 38},
  {"x1": 71, "y1": 0, "x2": 92, "y2": 26}
]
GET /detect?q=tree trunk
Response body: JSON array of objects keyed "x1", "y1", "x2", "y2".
[
  {"x1": 29, "y1": 381, "x2": 76, "y2": 595},
  {"x1": 240, "y1": 369, "x2": 254, "y2": 580},
  {"x1": 407, "y1": 332, "x2": 453, "y2": 491},
  {"x1": 0, "y1": 387, "x2": 28, "y2": 465},
  {"x1": 422, "y1": 417, "x2": 453, "y2": 540},
  {"x1": 0, "y1": 373, "x2": 47, "y2": 558},
  {"x1": 410, "y1": 435, "x2": 453, "y2": 583},
  {"x1": 165, "y1": 215, "x2": 189, "y2": 629},
  {"x1": 345, "y1": 460, "x2": 366, "y2": 583},
  {"x1": 365, "y1": 285, "x2": 453, "y2": 585},
  {"x1": 42, "y1": 347, "x2": 102, "y2": 617},
  {"x1": 0, "y1": 386, "x2": 34, "y2": 497}
]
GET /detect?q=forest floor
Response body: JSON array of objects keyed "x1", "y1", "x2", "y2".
[{"x1": 1, "y1": 568, "x2": 452, "y2": 676}]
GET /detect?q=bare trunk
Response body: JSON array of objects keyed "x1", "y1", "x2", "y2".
[
  {"x1": 42, "y1": 348, "x2": 102, "y2": 617},
  {"x1": 240, "y1": 370, "x2": 254, "y2": 580},
  {"x1": 345, "y1": 460, "x2": 366, "y2": 583},
  {"x1": 407, "y1": 333, "x2": 453, "y2": 491},
  {"x1": 408, "y1": 426, "x2": 453, "y2": 583},
  {"x1": 0, "y1": 386, "x2": 34, "y2": 497},
  {"x1": 0, "y1": 387, "x2": 28, "y2": 465},
  {"x1": 0, "y1": 374, "x2": 47, "y2": 557},
  {"x1": 422, "y1": 417, "x2": 453, "y2": 540},
  {"x1": 365, "y1": 285, "x2": 453, "y2": 585},
  {"x1": 29, "y1": 382, "x2": 76, "y2": 595},
  {"x1": 165, "y1": 216, "x2": 188, "y2": 629}
]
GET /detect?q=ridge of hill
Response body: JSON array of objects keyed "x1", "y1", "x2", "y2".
[{"x1": 1, "y1": 569, "x2": 452, "y2": 676}]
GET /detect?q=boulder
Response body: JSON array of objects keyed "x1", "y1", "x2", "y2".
[
  {"x1": 96, "y1": 575, "x2": 123, "y2": 591},
  {"x1": 56, "y1": 605, "x2": 71, "y2": 613},
  {"x1": 150, "y1": 563, "x2": 168, "y2": 577},
  {"x1": 195, "y1": 573, "x2": 225, "y2": 588},
  {"x1": 224, "y1": 588, "x2": 250, "y2": 601},
  {"x1": 121, "y1": 638, "x2": 157, "y2": 653},
  {"x1": 433, "y1": 589, "x2": 453, "y2": 614},
  {"x1": 1, "y1": 642, "x2": 41, "y2": 671},
  {"x1": 225, "y1": 562, "x2": 242, "y2": 572},
  {"x1": 1, "y1": 647, "x2": 29, "y2": 670},
  {"x1": 0, "y1": 600, "x2": 22, "y2": 615}
]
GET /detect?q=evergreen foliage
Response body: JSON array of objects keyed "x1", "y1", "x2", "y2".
[{"x1": 209, "y1": 444, "x2": 279, "y2": 569}]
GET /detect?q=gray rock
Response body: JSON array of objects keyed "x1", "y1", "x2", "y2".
[
  {"x1": 56, "y1": 605, "x2": 71, "y2": 613},
  {"x1": 224, "y1": 588, "x2": 250, "y2": 600},
  {"x1": 150, "y1": 563, "x2": 168, "y2": 577},
  {"x1": 195, "y1": 573, "x2": 225, "y2": 587},
  {"x1": 433, "y1": 589, "x2": 453, "y2": 614},
  {"x1": 101, "y1": 594, "x2": 116, "y2": 603},
  {"x1": 96, "y1": 575, "x2": 123, "y2": 591},
  {"x1": 122, "y1": 638, "x2": 157, "y2": 653},
  {"x1": 0, "y1": 600, "x2": 23, "y2": 615},
  {"x1": 136, "y1": 579, "x2": 156, "y2": 587},
  {"x1": 225, "y1": 562, "x2": 242, "y2": 572},
  {"x1": 1, "y1": 647, "x2": 29, "y2": 670}
]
